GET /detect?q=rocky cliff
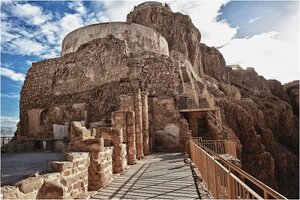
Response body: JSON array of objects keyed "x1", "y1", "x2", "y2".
[
  {"x1": 127, "y1": 3, "x2": 299, "y2": 198},
  {"x1": 14, "y1": 1, "x2": 298, "y2": 198},
  {"x1": 127, "y1": 3, "x2": 203, "y2": 75}
]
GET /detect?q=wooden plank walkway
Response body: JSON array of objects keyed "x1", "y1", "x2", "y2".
[{"x1": 91, "y1": 153, "x2": 198, "y2": 199}]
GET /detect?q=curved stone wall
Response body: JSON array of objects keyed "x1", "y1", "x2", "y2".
[{"x1": 61, "y1": 22, "x2": 169, "y2": 56}]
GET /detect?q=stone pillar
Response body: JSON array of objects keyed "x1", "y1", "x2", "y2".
[
  {"x1": 126, "y1": 111, "x2": 137, "y2": 165},
  {"x1": 112, "y1": 111, "x2": 127, "y2": 143},
  {"x1": 112, "y1": 128, "x2": 127, "y2": 173},
  {"x1": 141, "y1": 91, "x2": 150, "y2": 155},
  {"x1": 134, "y1": 89, "x2": 144, "y2": 159}
]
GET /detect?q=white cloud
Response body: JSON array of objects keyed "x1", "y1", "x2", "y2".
[
  {"x1": 58, "y1": 13, "x2": 83, "y2": 41},
  {"x1": 1, "y1": 1, "x2": 298, "y2": 84},
  {"x1": 249, "y1": 17, "x2": 261, "y2": 23},
  {"x1": 1, "y1": 67, "x2": 25, "y2": 82},
  {"x1": 26, "y1": 60, "x2": 35, "y2": 66},
  {"x1": 10, "y1": 3, "x2": 52, "y2": 26},
  {"x1": 68, "y1": 1, "x2": 87, "y2": 15},
  {"x1": 169, "y1": 0, "x2": 236, "y2": 47},
  {"x1": 1, "y1": 22, "x2": 20, "y2": 43},
  {"x1": 97, "y1": 0, "x2": 235, "y2": 47},
  {"x1": 93, "y1": 0, "x2": 144, "y2": 22},
  {"x1": 1, "y1": 116, "x2": 19, "y2": 128},
  {"x1": 219, "y1": 32, "x2": 299, "y2": 83},
  {"x1": 1, "y1": 1, "x2": 94, "y2": 59},
  {"x1": 1, "y1": 93, "x2": 19, "y2": 98},
  {"x1": 9, "y1": 38, "x2": 45, "y2": 56}
]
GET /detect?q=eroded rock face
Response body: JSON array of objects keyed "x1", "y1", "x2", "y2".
[
  {"x1": 127, "y1": 3, "x2": 203, "y2": 75},
  {"x1": 200, "y1": 43, "x2": 230, "y2": 83},
  {"x1": 284, "y1": 80, "x2": 299, "y2": 116},
  {"x1": 225, "y1": 66, "x2": 299, "y2": 198}
]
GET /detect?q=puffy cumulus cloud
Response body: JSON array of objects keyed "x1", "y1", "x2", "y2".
[
  {"x1": 169, "y1": 0, "x2": 237, "y2": 47},
  {"x1": 58, "y1": 14, "x2": 83, "y2": 40},
  {"x1": 10, "y1": 2, "x2": 52, "y2": 26},
  {"x1": 1, "y1": 0, "x2": 298, "y2": 83},
  {"x1": 94, "y1": 0, "x2": 144, "y2": 22},
  {"x1": 1, "y1": 22, "x2": 20, "y2": 43},
  {"x1": 1, "y1": 67, "x2": 25, "y2": 82},
  {"x1": 5, "y1": 37, "x2": 46, "y2": 56},
  {"x1": 67, "y1": 1, "x2": 87, "y2": 15},
  {"x1": 1, "y1": 1, "x2": 100, "y2": 59},
  {"x1": 219, "y1": 32, "x2": 299, "y2": 83}
]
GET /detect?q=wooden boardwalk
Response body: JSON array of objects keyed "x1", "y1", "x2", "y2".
[{"x1": 91, "y1": 153, "x2": 198, "y2": 199}]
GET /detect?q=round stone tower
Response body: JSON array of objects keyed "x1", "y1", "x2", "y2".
[{"x1": 62, "y1": 22, "x2": 169, "y2": 56}]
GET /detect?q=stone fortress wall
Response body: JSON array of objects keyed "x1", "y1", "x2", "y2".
[{"x1": 62, "y1": 22, "x2": 169, "y2": 56}]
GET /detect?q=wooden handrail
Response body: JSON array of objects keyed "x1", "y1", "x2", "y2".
[
  {"x1": 193, "y1": 139, "x2": 237, "y2": 158},
  {"x1": 189, "y1": 140, "x2": 287, "y2": 199}
]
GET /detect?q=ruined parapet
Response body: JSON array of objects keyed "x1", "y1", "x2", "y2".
[
  {"x1": 1, "y1": 152, "x2": 90, "y2": 199},
  {"x1": 62, "y1": 22, "x2": 169, "y2": 56},
  {"x1": 67, "y1": 122, "x2": 114, "y2": 190},
  {"x1": 52, "y1": 152, "x2": 90, "y2": 198},
  {"x1": 88, "y1": 148, "x2": 113, "y2": 190},
  {"x1": 112, "y1": 111, "x2": 137, "y2": 165}
]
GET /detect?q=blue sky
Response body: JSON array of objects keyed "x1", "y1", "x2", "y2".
[{"x1": 1, "y1": 0, "x2": 299, "y2": 128}]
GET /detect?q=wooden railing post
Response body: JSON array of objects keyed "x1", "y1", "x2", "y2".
[
  {"x1": 214, "y1": 163, "x2": 219, "y2": 198},
  {"x1": 189, "y1": 139, "x2": 286, "y2": 199},
  {"x1": 226, "y1": 168, "x2": 235, "y2": 199}
]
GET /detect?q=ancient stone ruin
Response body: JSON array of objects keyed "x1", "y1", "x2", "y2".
[{"x1": 2, "y1": 1, "x2": 299, "y2": 199}]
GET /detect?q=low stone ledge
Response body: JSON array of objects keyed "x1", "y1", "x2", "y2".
[
  {"x1": 65, "y1": 152, "x2": 89, "y2": 161},
  {"x1": 14, "y1": 176, "x2": 44, "y2": 194},
  {"x1": 51, "y1": 161, "x2": 73, "y2": 173}
]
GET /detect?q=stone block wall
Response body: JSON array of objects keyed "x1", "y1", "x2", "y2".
[
  {"x1": 119, "y1": 89, "x2": 151, "y2": 159},
  {"x1": 89, "y1": 147, "x2": 113, "y2": 191},
  {"x1": 1, "y1": 152, "x2": 89, "y2": 199},
  {"x1": 112, "y1": 110, "x2": 137, "y2": 165},
  {"x1": 112, "y1": 128, "x2": 127, "y2": 173},
  {"x1": 51, "y1": 152, "x2": 89, "y2": 198},
  {"x1": 17, "y1": 35, "x2": 182, "y2": 141}
]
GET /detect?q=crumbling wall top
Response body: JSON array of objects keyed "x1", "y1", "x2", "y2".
[{"x1": 62, "y1": 22, "x2": 169, "y2": 56}]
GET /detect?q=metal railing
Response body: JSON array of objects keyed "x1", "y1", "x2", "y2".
[
  {"x1": 195, "y1": 139, "x2": 237, "y2": 158},
  {"x1": 1, "y1": 136, "x2": 13, "y2": 148},
  {"x1": 189, "y1": 140, "x2": 287, "y2": 199}
]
